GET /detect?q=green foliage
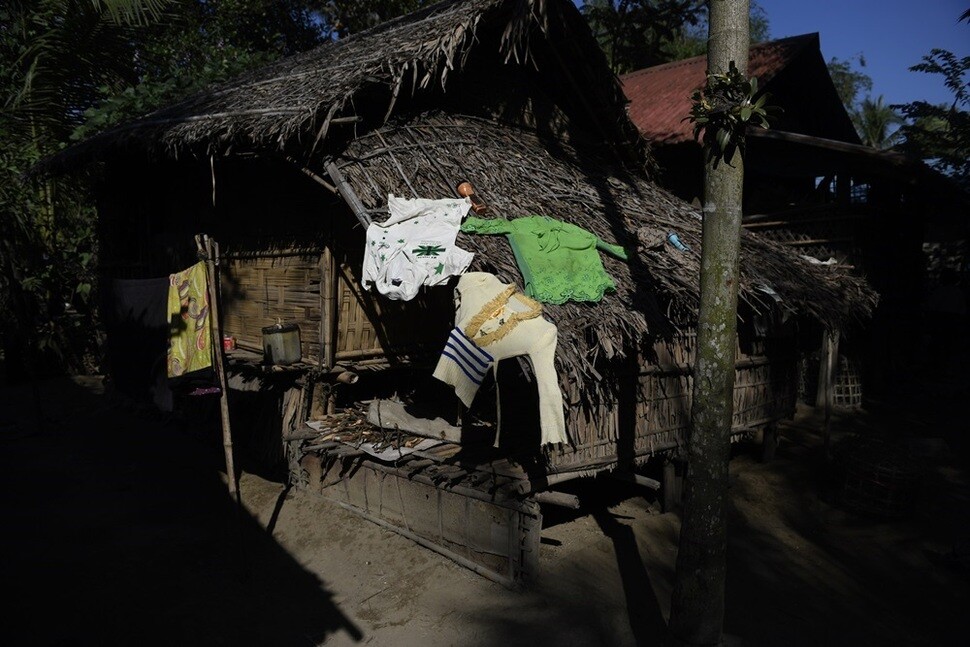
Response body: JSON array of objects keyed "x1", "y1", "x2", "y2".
[
  {"x1": 582, "y1": 1, "x2": 707, "y2": 74},
  {"x1": 854, "y1": 95, "x2": 902, "y2": 149},
  {"x1": 74, "y1": 0, "x2": 324, "y2": 140},
  {"x1": 827, "y1": 54, "x2": 873, "y2": 113},
  {"x1": 827, "y1": 55, "x2": 906, "y2": 149},
  {"x1": 0, "y1": 121, "x2": 102, "y2": 374},
  {"x1": 686, "y1": 61, "x2": 777, "y2": 166},
  {"x1": 747, "y1": 2, "x2": 770, "y2": 43},
  {"x1": 92, "y1": 0, "x2": 169, "y2": 26},
  {"x1": 0, "y1": 0, "x2": 150, "y2": 374},
  {"x1": 318, "y1": 0, "x2": 430, "y2": 38},
  {"x1": 581, "y1": 1, "x2": 770, "y2": 74},
  {"x1": 893, "y1": 24, "x2": 970, "y2": 188}
]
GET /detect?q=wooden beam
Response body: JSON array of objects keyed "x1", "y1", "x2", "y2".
[
  {"x1": 611, "y1": 470, "x2": 661, "y2": 491},
  {"x1": 320, "y1": 246, "x2": 336, "y2": 370},
  {"x1": 325, "y1": 161, "x2": 373, "y2": 229},
  {"x1": 817, "y1": 329, "x2": 841, "y2": 454},
  {"x1": 283, "y1": 156, "x2": 338, "y2": 194},
  {"x1": 533, "y1": 491, "x2": 581, "y2": 509}
]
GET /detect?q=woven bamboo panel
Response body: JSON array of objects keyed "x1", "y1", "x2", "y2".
[
  {"x1": 833, "y1": 355, "x2": 864, "y2": 408},
  {"x1": 335, "y1": 272, "x2": 382, "y2": 357},
  {"x1": 548, "y1": 334, "x2": 797, "y2": 471},
  {"x1": 331, "y1": 262, "x2": 453, "y2": 360},
  {"x1": 220, "y1": 253, "x2": 324, "y2": 363}
]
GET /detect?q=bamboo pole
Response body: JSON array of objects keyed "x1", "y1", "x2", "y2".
[
  {"x1": 320, "y1": 246, "x2": 335, "y2": 370},
  {"x1": 283, "y1": 156, "x2": 338, "y2": 194},
  {"x1": 325, "y1": 161, "x2": 373, "y2": 229},
  {"x1": 817, "y1": 328, "x2": 840, "y2": 455},
  {"x1": 204, "y1": 236, "x2": 239, "y2": 503}
]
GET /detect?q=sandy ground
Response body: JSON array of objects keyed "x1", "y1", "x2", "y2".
[{"x1": 2, "y1": 376, "x2": 969, "y2": 646}]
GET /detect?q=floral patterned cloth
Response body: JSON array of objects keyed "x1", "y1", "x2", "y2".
[{"x1": 166, "y1": 262, "x2": 212, "y2": 378}]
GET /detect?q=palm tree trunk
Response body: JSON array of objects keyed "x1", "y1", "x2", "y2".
[{"x1": 666, "y1": 1, "x2": 749, "y2": 645}]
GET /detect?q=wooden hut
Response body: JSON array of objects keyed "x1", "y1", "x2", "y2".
[
  {"x1": 622, "y1": 34, "x2": 970, "y2": 408},
  {"x1": 46, "y1": 0, "x2": 876, "y2": 584}
]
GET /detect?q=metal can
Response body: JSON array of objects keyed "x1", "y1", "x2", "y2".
[{"x1": 222, "y1": 335, "x2": 236, "y2": 352}]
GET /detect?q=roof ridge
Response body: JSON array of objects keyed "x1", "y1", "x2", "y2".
[{"x1": 620, "y1": 32, "x2": 820, "y2": 80}]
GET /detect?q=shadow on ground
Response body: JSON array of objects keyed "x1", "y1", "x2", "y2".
[
  {"x1": 0, "y1": 377, "x2": 359, "y2": 647},
  {"x1": 454, "y1": 404, "x2": 970, "y2": 647},
  {"x1": 3, "y1": 377, "x2": 969, "y2": 647}
]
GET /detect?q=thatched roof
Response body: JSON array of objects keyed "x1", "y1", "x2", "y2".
[
  {"x1": 336, "y1": 111, "x2": 877, "y2": 393},
  {"x1": 42, "y1": 0, "x2": 877, "y2": 402},
  {"x1": 43, "y1": 0, "x2": 640, "y2": 170}
]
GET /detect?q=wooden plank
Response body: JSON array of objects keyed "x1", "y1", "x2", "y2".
[{"x1": 302, "y1": 455, "x2": 541, "y2": 586}]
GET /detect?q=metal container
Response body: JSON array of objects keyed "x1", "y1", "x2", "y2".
[{"x1": 262, "y1": 323, "x2": 301, "y2": 365}]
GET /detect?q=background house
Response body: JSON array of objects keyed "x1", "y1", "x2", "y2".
[{"x1": 622, "y1": 34, "x2": 970, "y2": 409}]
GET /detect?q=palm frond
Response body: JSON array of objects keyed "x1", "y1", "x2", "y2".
[{"x1": 91, "y1": 0, "x2": 170, "y2": 26}]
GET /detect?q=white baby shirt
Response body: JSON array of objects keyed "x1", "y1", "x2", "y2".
[{"x1": 362, "y1": 194, "x2": 474, "y2": 301}]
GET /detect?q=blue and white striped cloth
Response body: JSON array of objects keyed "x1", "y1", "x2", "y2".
[{"x1": 433, "y1": 327, "x2": 494, "y2": 406}]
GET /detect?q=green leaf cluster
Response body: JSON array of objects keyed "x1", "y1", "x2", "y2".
[
  {"x1": 318, "y1": 1, "x2": 431, "y2": 39},
  {"x1": 685, "y1": 61, "x2": 777, "y2": 166}
]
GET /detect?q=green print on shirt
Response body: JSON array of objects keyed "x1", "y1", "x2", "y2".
[{"x1": 413, "y1": 244, "x2": 446, "y2": 257}]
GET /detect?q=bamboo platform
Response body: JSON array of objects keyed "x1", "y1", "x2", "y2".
[
  {"x1": 282, "y1": 388, "x2": 774, "y2": 585},
  {"x1": 290, "y1": 419, "x2": 542, "y2": 586}
]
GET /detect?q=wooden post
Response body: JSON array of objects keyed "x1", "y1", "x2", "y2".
[
  {"x1": 815, "y1": 328, "x2": 840, "y2": 454},
  {"x1": 320, "y1": 246, "x2": 336, "y2": 370},
  {"x1": 662, "y1": 457, "x2": 683, "y2": 513},
  {"x1": 203, "y1": 236, "x2": 239, "y2": 503},
  {"x1": 761, "y1": 422, "x2": 778, "y2": 462}
]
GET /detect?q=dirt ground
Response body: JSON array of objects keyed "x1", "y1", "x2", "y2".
[{"x1": 2, "y1": 375, "x2": 969, "y2": 646}]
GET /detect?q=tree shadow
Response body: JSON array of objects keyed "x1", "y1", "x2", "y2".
[
  {"x1": 0, "y1": 377, "x2": 361, "y2": 647},
  {"x1": 589, "y1": 505, "x2": 668, "y2": 645},
  {"x1": 720, "y1": 411, "x2": 970, "y2": 646}
]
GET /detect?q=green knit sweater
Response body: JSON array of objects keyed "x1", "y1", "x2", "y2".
[{"x1": 461, "y1": 215, "x2": 628, "y2": 304}]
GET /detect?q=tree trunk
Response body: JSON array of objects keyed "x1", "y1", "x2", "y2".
[{"x1": 666, "y1": 1, "x2": 750, "y2": 645}]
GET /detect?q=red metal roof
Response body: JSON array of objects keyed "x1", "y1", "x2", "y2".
[{"x1": 621, "y1": 34, "x2": 819, "y2": 145}]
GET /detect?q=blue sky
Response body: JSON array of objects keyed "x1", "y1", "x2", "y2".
[
  {"x1": 758, "y1": 0, "x2": 968, "y2": 108},
  {"x1": 572, "y1": 1, "x2": 968, "y2": 108}
]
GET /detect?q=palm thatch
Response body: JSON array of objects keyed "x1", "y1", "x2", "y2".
[
  {"x1": 42, "y1": 0, "x2": 877, "y2": 406},
  {"x1": 42, "y1": 0, "x2": 640, "y2": 170},
  {"x1": 335, "y1": 111, "x2": 876, "y2": 393}
]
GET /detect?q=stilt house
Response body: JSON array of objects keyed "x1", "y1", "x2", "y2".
[{"x1": 47, "y1": 0, "x2": 876, "y2": 583}]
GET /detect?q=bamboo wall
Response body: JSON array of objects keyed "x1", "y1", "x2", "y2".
[
  {"x1": 219, "y1": 249, "x2": 453, "y2": 366},
  {"x1": 220, "y1": 253, "x2": 326, "y2": 364},
  {"x1": 92, "y1": 155, "x2": 450, "y2": 367},
  {"x1": 548, "y1": 332, "x2": 797, "y2": 471}
]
